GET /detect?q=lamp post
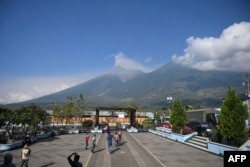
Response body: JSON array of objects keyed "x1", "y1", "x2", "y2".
[
  {"x1": 241, "y1": 72, "x2": 250, "y2": 99},
  {"x1": 167, "y1": 94, "x2": 173, "y2": 114},
  {"x1": 241, "y1": 73, "x2": 250, "y2": 129}
]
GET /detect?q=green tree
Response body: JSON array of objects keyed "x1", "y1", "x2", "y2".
[
  {"x1": 161, "y1": 106, "x2": 170, "y2": 117},
  {"x1": 61, "y1": 94, "x2": 86, "y2": 125},
  {"x1": 62, "y1": 97, "x2": 76, "y2": 125},
  {"x1": 183, "y1": 104, "x2": 193, "y2": 111},
  {"x1": 154, "y1": 111, "x2": 161, "y2": 122},
  {"x1": 82, "y1": 120, "x2": 93, "y2": 128},
  {"x1": 16, "y1": 104, "x2": 48, "y2": 133},
  {"x1": 219, "y1": 87, "x2": 248, "y2": 147},
  {"x1": 52, "y1": 103, "x2": 63, "y2": 125},
  {"x1": 75, "y1": 93, "x2": 86, "y2": 121},
  {"x1": 142, "y1": 118, "x2": 153, "y2": 129},
  {"x1": 0, "y1": 107, "x2": 17, "y2": 139},
  {"x1": 170, "y1": 99, "x2": 187, "y2": 133}
]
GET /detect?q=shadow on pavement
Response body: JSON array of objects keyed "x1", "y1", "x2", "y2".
[
  {"x1": 92, "y1": 148, "x2": 105, "y2": 153},
  {"x1": 119, "y1": 141, "x2": 127, "y2": 146},
  {"x1": 39, "y1": 162, "x2": 55, "y2": 167},
  {"x1": 111, "y1": 147, "x2": 120, "y2": 154}
]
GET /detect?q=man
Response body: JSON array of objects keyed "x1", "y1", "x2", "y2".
[
  {"x1": 106, "y1": 131, "x2": 113, "y2": 154},
  {"x1": 0, "y1": 153, "x2": 16, "y2": 167},
  {"x1": 20, "y1": 144, "x2": 31, "y2": 167},
  {"x1": 91, "y1": 134, "x2": 96, "y2": 153},
  {"x1": 67, "y1": 152, "x2": 82, "y2": 167}
]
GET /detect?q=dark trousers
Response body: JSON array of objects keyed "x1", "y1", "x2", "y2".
[
  {"x1": 85, "y1": 141, "x2": 88, "y2": 149},
  {"x1": 91, "y1": 143, "x2": 95, "y2": 152},
  {"x1": 21, "y1": 159, "x2": 29, "y2": 167}
]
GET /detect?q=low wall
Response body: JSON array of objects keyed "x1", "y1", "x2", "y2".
[
  {"x1": 208, "y1": 142, "x2": 238, "y2": 156},
  {"x1": 150, "y1": 127, "x2": 250, "y2": 156},
  {"x1": 208, "y1": 139, "x2": 250, "y2": 156},
  {"x1": 91, "y1": 129, "x2": 103, "y2": 134},
  {"x1": 127, "y1": 128, "x2": 138, "y2": 133},
  {"x1": 154, "y1": 127, "x2": 194, "y2": 143},
  {"x1": 0, "y1": 141, "x2": 23, "y2": 151}
]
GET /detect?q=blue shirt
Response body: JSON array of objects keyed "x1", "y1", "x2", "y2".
[{"x1": 107, "y1": 134, "x2": 113, "y2": 144}]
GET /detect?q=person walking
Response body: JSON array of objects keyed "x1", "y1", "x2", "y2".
[
  {"x1": 67, "y1": 152, "x2": 82, "y2": 167},
  {"x1": 0, "y1": 153, "x2": 16, "y2": 167},
  {"x1": 118, "y1": 129, "x2": 122, "y2": 145},
  {"x1": 20, "y1": 144, "x2": 31, "y2": 167},
  {"x1": 106, "y1": 131, "x2": 113, "y2": 154},
  {"x1": 85, "y1": 133, "x2": 89, "y2": 149},
  {"x1": 91, "y1": 134, "x2": 96, "y2": 153},
  {"x1": 114, "y1": 132, "x2": 119, "y2": 146}
]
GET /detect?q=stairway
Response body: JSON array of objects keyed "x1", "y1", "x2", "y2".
[{"x1": 185, "y1": 135, "x2": 209, "y2": 151}]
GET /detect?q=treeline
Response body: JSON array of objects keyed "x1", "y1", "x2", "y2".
[{"x1": 0, "y1": 94, "x2": 86, "y2": 141}]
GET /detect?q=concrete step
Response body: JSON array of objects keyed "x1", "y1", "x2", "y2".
[
  {"x1": 186, "y1": 140, "x2": 207, "y2": 147},
  {"x1": 185, "y1": 142, "x2": 208, "y2": 151},
  {"x1": 191, "y1": 137, "x2": 208, "y2": 144},
  {"x1": 193, "y1": 135, "x2": 209, "y2": 142}
]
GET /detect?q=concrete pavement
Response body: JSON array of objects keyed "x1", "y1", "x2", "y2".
[{"x1": 0, "y1": 132, "x2": 223, "y2": 167}]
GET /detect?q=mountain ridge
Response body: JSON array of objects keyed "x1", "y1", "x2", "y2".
[{"x1": 5, "y1": 62, "x2": 247, "y2": 109}]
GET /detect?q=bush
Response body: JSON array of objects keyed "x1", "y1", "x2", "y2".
[{"x1": 82, "y1": 120, "x2": 93, "y2": 128}]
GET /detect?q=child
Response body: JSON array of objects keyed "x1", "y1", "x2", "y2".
[
  {"x1": 20, "y1": 144, "x2": 31, "y2": 167},
  {"x1": 114, "y1": 132, "x2": 119, "y2": 146},
  {"x1": 85, "y1": 134, "x2": 89, "y2": 149}
]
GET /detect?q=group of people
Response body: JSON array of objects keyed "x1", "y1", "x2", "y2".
[
  {"x1": 84, "y1": 133, "x2": 96, "y2": 153},
  {"x1": 84, "y1": 129, "x2": 123, "y2": 154},
  {"x1": 1, "y1": 130, "x2": 123, "y2": 167},
  {"x1": 0, "y1": 144, "x2": 31, "y2": 167},
  {"x1": 68, "y1": 130, "x2": 123, "y2": 167},
  {"x1": 107, "y1": 129, "x2": 122, "y2": 153}
]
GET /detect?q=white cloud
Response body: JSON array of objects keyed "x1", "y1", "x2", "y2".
[
  {"x1": 172, "y1": 22, "x2": 250, "y2": 71},
  {"x1": 0, "y1": 53, "x2": 155, "y2": 105},
  {"x1": 114, "y1": 52, "x2": 153, "y2": 72},
  {"x1": 0, "y1": 74, "x2": 96, "y2": 104}
]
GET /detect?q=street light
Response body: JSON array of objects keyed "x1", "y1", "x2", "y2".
[
  {"x1": 241, "y1": 72, "x2": 250, "y2": 99},
  {"x1": 243, "y1": 81, "x2": 250, "y2": 98},
  {"x1": 167, "y1": 94, "x2": 173, "y2": 114},
  {"x1": 167, "y1": 96, "x2": 173, "y2": 102}
]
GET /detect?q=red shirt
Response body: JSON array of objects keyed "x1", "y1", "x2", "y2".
[{"x1": 85, "y1": 135, "x2": 89, "y2": 142}]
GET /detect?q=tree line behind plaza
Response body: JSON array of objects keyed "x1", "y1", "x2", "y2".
[{"x1": 0, "y1": 94, "x2": 89, "y2": 143}]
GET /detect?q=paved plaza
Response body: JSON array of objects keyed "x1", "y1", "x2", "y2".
[{"x1": 0, "y1": 131, "x2": 223, "y2": 167}]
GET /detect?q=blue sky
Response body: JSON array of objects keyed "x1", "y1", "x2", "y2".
[{"x1": 0, "y1": 0, "x2": 250, "y2": 104}]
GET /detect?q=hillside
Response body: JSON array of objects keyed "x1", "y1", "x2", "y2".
[{"x1": 6, "y1": 62, "x2": 247, "y2": 109}]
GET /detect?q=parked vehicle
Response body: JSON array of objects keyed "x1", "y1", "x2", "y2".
[
  {"x1": 188, "y1": 121, "x2": 212, "y2": 137},
  {"x1": 157, "y1": 121, "x2": 193, "y2": 135},
  {"x1": 156, "y1": 122, "x2": 172, "y2": 129},
  {"x1": 182, "y1": 125, "x2": 193, "y2": 135},
  {"x1": 186, "y1": 108, "x2": 220, "y2": 127}
]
